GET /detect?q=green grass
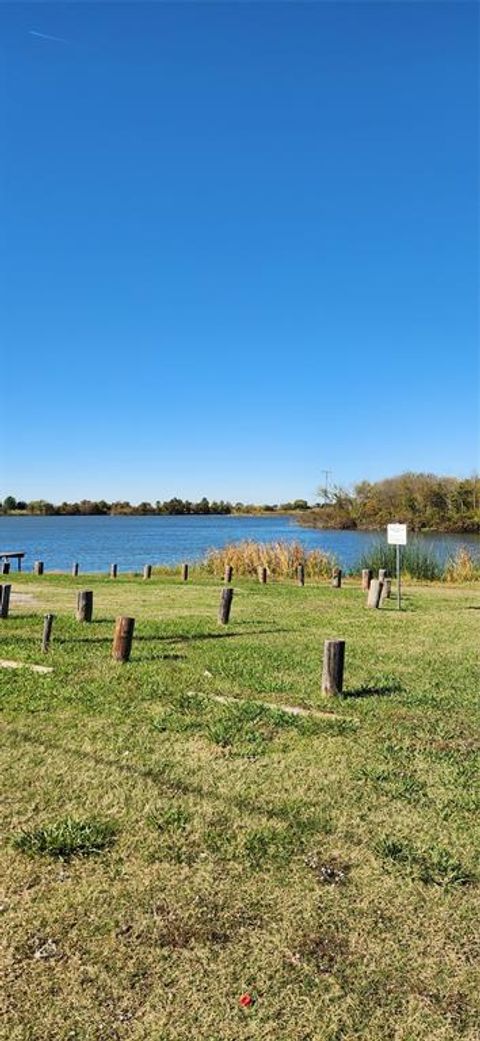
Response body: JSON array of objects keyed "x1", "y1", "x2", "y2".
[
  {"x1": 1, "y1": 571, "x2": 479, "y2": 1040},
  {"x1": 12, "y1": 817, "x2": 118, "y2": 859}
]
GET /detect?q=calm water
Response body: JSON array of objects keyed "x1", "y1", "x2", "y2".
[{"x1": 0, "y1": 514, "x2": 478, "y2": 572}]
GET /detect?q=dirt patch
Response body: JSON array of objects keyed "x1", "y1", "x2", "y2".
[
  {"x1": 0, "y1": 660, "x2": 53, "y2": 674},
  {"x1": 10, "y1": 593, "x2": 37, "y2": 605}
]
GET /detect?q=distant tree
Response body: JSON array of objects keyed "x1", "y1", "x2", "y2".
[
  {"x1": 162, "y1": 498, "x2": 187, "y2": 515},
  {"x1": 28, "y1": 500, "x2": 56, "y2": 515},
  {"x1": 280, "y1": 499, "x2": 309, "y2": 511},
  {"x1": 301, "y1": 473, "x2": 480, "y2": 533},
  {"x1": 3, "y1": 496, "x2": 17, "y2": 511},
  {"x1": 58, "y1": 501, "x2": 80, "y2": 514},
  {"x1": 110, "y1": 501, "x2": 133, "y2": 514},
  {"x1": 192, "y1": 497, "x2": 211, "y2": 514}
]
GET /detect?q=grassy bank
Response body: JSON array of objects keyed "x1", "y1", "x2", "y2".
[{"x1": 1, "y1": 572, "x2": 479, "y2": 1041}]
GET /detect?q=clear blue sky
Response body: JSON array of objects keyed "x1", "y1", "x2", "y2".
[{"x1": 2, "y1": 1, "x2": 478, "y2": 503}]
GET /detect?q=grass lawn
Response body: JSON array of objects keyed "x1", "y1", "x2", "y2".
[{"x1": 1, "y1": 572, "x2": 479, "y2": 1040}]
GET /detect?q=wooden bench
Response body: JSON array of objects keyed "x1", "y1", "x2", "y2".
[{"x1": 0, "y1": 551, "x2": 25, "y2": 571}]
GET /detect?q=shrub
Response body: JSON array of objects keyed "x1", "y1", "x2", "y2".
[
  {"x1": 444, "y1": 547, "x2": 480, "y2": 583},
  {"x1": 202, "y1": 540, "x2": 334, "y2": 579},
  {"x1": 357, "y1": 539, "x2": 442, "y2": 581}
]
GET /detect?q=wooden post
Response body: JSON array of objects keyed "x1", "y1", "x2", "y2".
[
  {"x1": 378, "y1": 568, "x2": 387, "y2": 584},
  {"x1": 34, "y1": 561, "x2": 44, "y2": 576},
  {"x1": 72, "y1": 562, "x2": 79, "y2": 577},
  {"x1": 367, "y1": 579, "x2": 383, "y2": 609},
  {"x1": 332, "y1": 567, "x2": 342, "y2": 588},
  {"x1": 218, "y1": 587, "x2": 234, "y2": 624},
  {"x1": 182, "y1": 563, "x2": 189, "y2": 582},
  {"x1": 224, "y1": 564, "x2": 233, "y2": 584},
  {"x1": 42, "y1": 613, "x2": 55, "y2": 652},
  {"x1": 110, "y1": 563, "x2": 118, "y2": 579},
  {"x1": 1, "y1": 562, "x2": 10, "y2": 575},
  {"x1": 258, "y1": 566, "x2": 267, "y2": 584},
  {"x1": 76, "y1": 590, "x2": 93, "y2": 622},
  {"x1": 0, "y1": 584, "x2": 11, "y2": 619},
  {"x1": 297, "y1": 563, "x2": 305, "y2": 586},
  {"x1": 321, "y1": 639, "x2": 345, "y2": 696},
  {"x1": 380, "y1": 577, "x2": 392, "y2": 603},
  {"x1": 112, "y1": 616, "x2": 135, "y2": 662},
  {"x1": 361, "y1": 568, "x2": 372, "y2": 590},
  {"x1": 143, "y1": 564, "x2": 152, "y2": 580}
]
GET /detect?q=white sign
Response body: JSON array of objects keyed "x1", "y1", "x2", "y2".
[{"x1": 387, "y1": 523, "x2": 407, "y2": 546}]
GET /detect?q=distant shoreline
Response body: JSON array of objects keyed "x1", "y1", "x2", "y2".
[
  {"x1": 2, "y1": 509, "x2": 299, "y2": 519},
  {"x1": 1, "y1": 511, "x2": 479, "y2": 537}
]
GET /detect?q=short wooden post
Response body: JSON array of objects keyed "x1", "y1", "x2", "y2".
[
  {"x1": 143, "y1": 564, "x2": 152, "y2": 580},
  {"x1": 367, "y1": 579, "x2": 383, "y2": 609},
  {"x1": 110, "y1": 563, "x2": 118, "y2": 579},
  {"x1": 321, "y1": 639, "x2": 345, "y2": 696},
  {"x1": 0, "y1": 584, "x2": 11, "y2": 619},
  {"x1": 34, "y1": 561, "x2": 44, "y2": 576},
  {"x1": 224, "y1": 564, "x2": 233, "y2": 584},
  {"x1": 297, "y1": 563, "x2": 305, "y2": 586},
  {"x1": 331, "y1": 567, "x2": 342, "y2": 588},
  {"x1": 112, "y1": 616, "x2": 135, "y2": 662},
  {"x1": 380, "y1": 577, "x2": 392, "y2": 603},
  {"x1": 361, "y1": 568, "x2": 372, "y2": 590},
  {"x1": 182, "y1": 563, "x2": 189, "y2": 582},
  {"x1": 42, "y1": 613, "x2": 55, "y2": 652},
  {"x1": 76, "y1": 590, "x2": 93, "y2": 622},
  {"x1": 1, "y1": 562, "x2": 10, "y2": 575},
  {"x1": 378, "y1": 568, "x2": 387, "y2": 584},
  {"x1": 218, "y1": 587, "x2": 234, "y2": 624},
  {"x1": 258, "y1": 566, "x2": 267, "y2": 584},
  {"x1": 72, "y1": 562, "x2": 79, "y2": 577}
]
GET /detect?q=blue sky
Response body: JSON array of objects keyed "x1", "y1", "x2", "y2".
[{"x1": 2, "y1": 1, "x2": 478, "y2": 503}]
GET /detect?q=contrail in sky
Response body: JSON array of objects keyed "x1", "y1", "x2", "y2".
[{"x1": 29, "y1": 30, "x2": 69, "y2": 44}]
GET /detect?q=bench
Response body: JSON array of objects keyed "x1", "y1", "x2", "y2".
[{"x1": 0, "y1": 551, "x2": 25, "y2": 571}]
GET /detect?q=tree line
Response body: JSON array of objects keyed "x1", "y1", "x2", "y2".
[
  {"x1": 1, "y1": 496, "x2": 311, "y2": 516},
  {"x1": 298, "y1": 473, "x2": 479, "y2": 533}
]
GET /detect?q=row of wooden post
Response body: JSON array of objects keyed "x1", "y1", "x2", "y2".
[
  {"x1": 72, "y1": 587, "x2": 234, "y2": 624},
  {"x1": 28, "y1": 561, "x2": 192, "y2": 580},
  {"x1": 1, "y1": 565, "x2": 392, "y2": 626},
  {"x1": 27, "y1": 560, "x2": 392, "y2": 599},
  {"x1": 31, "y1": 586, "x2": 236, "y2": 661},
  {"x1": 2, "y1": 578, "x2": 345, "y2": 693},
  {"x1": 39, "y1": 603, "x2": 343, "y2": 693}
]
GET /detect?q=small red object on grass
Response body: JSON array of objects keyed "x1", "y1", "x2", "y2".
[{"x1": 239, "y1": 993, "x2": 254, "y2": 1008}]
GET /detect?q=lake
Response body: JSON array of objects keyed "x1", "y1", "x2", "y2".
[{"x1": 0, "y1": 514, "x2": 478, "y2": 573}]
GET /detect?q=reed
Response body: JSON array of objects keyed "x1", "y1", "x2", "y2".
[
  {"x1": 357, "y1": 539, "x2": 442, "y2": 581},
  {"x1": 444, "y1": 547, "x2": 480, "y2": 583},
  {"x1": 202, "y1": 540, "x2": 335, "y2": 579}
]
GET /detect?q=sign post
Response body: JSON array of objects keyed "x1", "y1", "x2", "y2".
[{"x1": 387, "y1": 523, "x2": 407, "y2": 611}]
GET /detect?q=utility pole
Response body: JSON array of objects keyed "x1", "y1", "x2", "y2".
[{"x1": 321, "y1": 469, "x2": 332, "y2": 504}]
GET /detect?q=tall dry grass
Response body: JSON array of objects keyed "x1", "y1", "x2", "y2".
[
  {"x1": 202, "y1": 540, "x2": 335, "y2": 579},
  {"x1": 444, "y1": 547, "x2": 480, "y2": 583}
]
